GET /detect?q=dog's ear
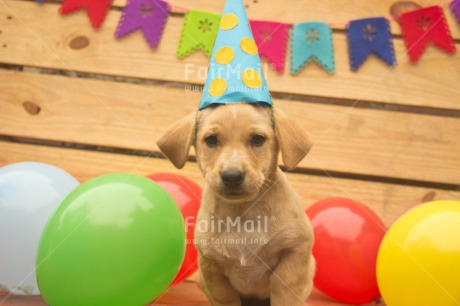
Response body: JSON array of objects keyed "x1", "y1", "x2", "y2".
[
  {"x1": 157, "y1": 112, "x2": 196, "y2": 169},
  {"x1": 274, "y1": 108, "x2": 312, "y2": 170}
]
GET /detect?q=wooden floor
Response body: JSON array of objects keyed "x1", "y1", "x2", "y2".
[
  {"x1": 0, "y1": 0, "x2": 459, "y2": 305},
  {"x1": 0, "y1": 282, "x2": 384, "y2": 306}
]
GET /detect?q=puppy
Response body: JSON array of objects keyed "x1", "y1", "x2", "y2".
[{"x1": 157, "y1": 103, "x2": 315, "y2": 306}]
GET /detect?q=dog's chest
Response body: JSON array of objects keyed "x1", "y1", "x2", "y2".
[
  {"x1": 199, "y1": 229, "x2": 274, "y2": 296},
  {"x1": 197, "y1": 225, "x2": 271, "y2": 267}
]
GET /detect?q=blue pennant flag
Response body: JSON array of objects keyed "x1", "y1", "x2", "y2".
[
  {"x1": 347, "y1": 17, "x2": 396, "y2": 71},
  {"x1": 290, "y1": 22, "x2": 335, "y2": 75}
]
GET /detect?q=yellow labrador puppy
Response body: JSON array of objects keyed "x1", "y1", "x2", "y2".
[{"x1": 157, "y1": 103, "x2": 315, "y2": 306}]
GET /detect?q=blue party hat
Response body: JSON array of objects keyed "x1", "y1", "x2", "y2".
[{"x1": 199, "y1": 0, "x2": 272, "y2": 110}]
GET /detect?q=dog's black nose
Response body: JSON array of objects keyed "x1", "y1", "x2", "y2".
[{"x1": 221, "y1": 170, "x2": 245, "y2": 188}]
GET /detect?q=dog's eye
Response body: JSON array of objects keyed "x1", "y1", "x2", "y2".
[
  {"x1": 250, "y1": 134, "x2": 266, "y2": 147},
  {"x1": 204, "y1": 135, "x2": 218, "y2": 147}
]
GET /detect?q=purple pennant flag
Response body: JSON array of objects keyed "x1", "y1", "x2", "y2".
[
  {"x1": 115, "y1": 0, "x2": 169, "y2": 49},
  {"x1": 451, "y1": 0, "x2": 460, "y2": 24}
]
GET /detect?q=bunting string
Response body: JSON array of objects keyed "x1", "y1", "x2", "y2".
[{"x1": 54, "y1": 0, "x2": 458, "y2": 73}]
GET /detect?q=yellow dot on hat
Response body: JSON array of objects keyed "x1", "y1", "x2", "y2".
[
  {"x1": 240, "y1": 37, "x2": 258, "y2": 55},
  {"x1": 209, "y1": 78, "x2": 227, "y2": 97},
  {"x1": 215, "y1": 46, "x2": 235, "y2": 65},
  {"x1": 220, "y1": 13, "x2": 239, "y2": 30},
  {"x1": 242, "y1": 69, "x2": 262, "y2": 89}
]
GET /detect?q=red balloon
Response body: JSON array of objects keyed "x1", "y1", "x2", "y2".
[
  {"x1": 306, "y1": 198, "x2": 386, "y2": 304},
  {"x1": 146, "y1": 173, "x2": 201, "y2": 285}
]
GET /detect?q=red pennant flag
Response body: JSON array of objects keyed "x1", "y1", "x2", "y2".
[
  {"x1": 60, "y1": 0, "x2": 114, "y2": 29},
  {"x1": 399, "y1": 6, "x2": 456, "y2": 62},
  {"x1": 249, "y1": 20, "x2": 290, "y2": 74}
]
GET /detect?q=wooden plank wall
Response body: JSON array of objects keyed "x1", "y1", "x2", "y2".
[{"x1": 1, "y1": 0, "x2": 460, "y2": 229}]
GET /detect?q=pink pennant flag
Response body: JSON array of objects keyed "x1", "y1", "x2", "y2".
[
  {"x1": 115, "y1": 0, "x2": 169, "y2": 49},
  {"x1": 249, "y1": 20, "x2": 290, "y2": 74}
]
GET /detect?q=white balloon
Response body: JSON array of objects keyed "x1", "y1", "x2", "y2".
[{"x1": 0, "y1": 162, "x2": 79, "y2": 295}]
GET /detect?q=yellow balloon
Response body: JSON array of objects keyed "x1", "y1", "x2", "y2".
[{"x1": 377, "y1": 200, "x2": 460, "y2": 306}]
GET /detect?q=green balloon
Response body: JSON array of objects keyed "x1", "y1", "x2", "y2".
[{"x1": 36, "y1": 173, "x2": 185, "y2": 306}]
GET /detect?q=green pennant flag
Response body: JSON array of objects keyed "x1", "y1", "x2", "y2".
[{"x1": 176, "y1": 10, "x2": 221, "y2": 59}]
